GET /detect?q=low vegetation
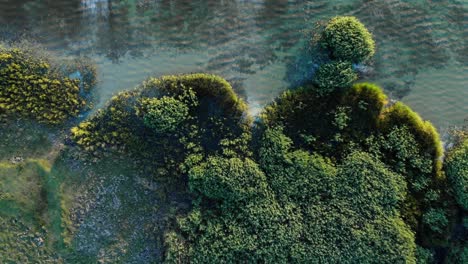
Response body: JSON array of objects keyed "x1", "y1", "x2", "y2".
[{"x1": 0, "y1": 45, "x2": 95, "y2": 124}]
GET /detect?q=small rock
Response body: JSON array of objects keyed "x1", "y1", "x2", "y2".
[{"x1": 9, "y1": 156, "x2": 24, "y2": 164}]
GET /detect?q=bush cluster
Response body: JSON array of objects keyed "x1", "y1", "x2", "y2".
[
  {"x1": 261, "y1": 79, "x2": 454, "y2": 246},
  {"x1": 0, "y1": 48, "x2": 87, "y2": 124},
  {"x1": 165, "y1": 128, "x2": 416, "y2": 263},
  {"x1": 312, "y1": 16, "x2": 376, "y2": 98},
  {"x1": 71, "y1": 73, "x2": 252, "y2": 167}
]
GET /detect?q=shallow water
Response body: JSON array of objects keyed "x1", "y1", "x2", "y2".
[{"x1": 0, "y1": 0, "x2": 466, "y2": 127}]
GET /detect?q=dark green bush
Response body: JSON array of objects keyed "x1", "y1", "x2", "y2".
[
  {"x1": 446, "y1": 243, "x2": 468, "y2": 264},
  {"x1": 445, "y1": 139, "x2": 468, "y2": 210},
  {"x1": 0, "y1": 47, "x2": 87, "y2": 124},
  {"x1": 320, "y1": 16, "x2": 376, "y2": 63},
  {"x1": 71, "y1": 73, "x2": 251, "y2": 160},
  {"x1": 365, "y1": 124, "x2": 454, "y2": 244},
  {"x1": 314, "y1": 61, "x2": 358, "y2": 95},
  {"x1": 337, "y1": 151, "x2": 407, "y2": 218},
  {"x1": 415, "y1": 246, "x2": 434, "y2": 264},
  {"x1": 422, "y1": 208, "x2": 449, "y2": 234},
  {"x1": 260, "y1": 83, "x2": 387, "y2": 157}
]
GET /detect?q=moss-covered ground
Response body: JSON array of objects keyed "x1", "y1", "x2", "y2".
[{"x1": 0, "y1": 120, "x2": 169, "y2": 263}]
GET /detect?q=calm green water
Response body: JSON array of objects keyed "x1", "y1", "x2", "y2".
[{"x1": 0, "y1": 0, "x2": 467, "y2": 127}]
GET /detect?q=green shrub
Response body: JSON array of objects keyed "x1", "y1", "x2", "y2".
[
  {"x1": 369, "y1": 125, "x2": 433, "y2": 179},
  {"x1": 0, "y1": 48, "x2": 87, "y2": 124},
  {"x1": 422, "y1": 208, "x2": 449, "y2": 234},
  {"x1": 189, "y1": 157, "x2": 269, "y2": 203},
  {"x1": 320, "y1": 16, "x2": 376, "y2": 63},
  {"x1": 71, "y1": 90, "x2": 140, "y2": 152},
  {"x1": 140, "y1": 96, "x2": 190, "y2": 134},
  {"x1": 314, "y1": 61, "x2": 358, "y2": 95},
  {"x1": 379, "y1": 102, "x2": 443, "y2": 176},
  {"x1": 445, "y1": 139, "x2": 468, "y2": 210},
  {"x1": 258, "y1": 127, "x2": 337, "y2": 205},
  {"x1": 446, "y1": 243, "x2": 468, "y2": 264},
  {"x1": 337, "y1": 151, "x2": 407, "y2": 218},
  {"x1": 415, "y1": 246, "x2": 434, "y2": 264},
  {"x1": 366, "y1": 124, "x2": 454, "y2": 243},
  {"x1": 71, "y1": 74, "x2": 251, "y2": 162}
]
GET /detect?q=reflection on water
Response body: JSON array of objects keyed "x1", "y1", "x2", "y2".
[{"x1": 0, "y1": 0, "x2": 466, "y2": 127}]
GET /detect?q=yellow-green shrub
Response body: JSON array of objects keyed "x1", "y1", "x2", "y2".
[
  {"x1": 71, "y1": 74, "x2": 251, "y2": 159},
  {"x1": 379, "y1": 102, "x2": 443, "y2": 176},
  {"x1": 320, "y1": 16, "x2": 376, "y2": 63},
  {"x1": 0, "y1": 47, "x2": 87, "y2": 124}
]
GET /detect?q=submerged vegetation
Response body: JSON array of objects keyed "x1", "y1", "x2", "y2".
[{"x1": 0, "y1": 15, "x2": 466, "y2": 263}]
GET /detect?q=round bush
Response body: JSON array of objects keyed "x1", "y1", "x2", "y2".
[
  {"x1": 314, "y1": 61, "x2": 358, "y2": 95},
  {"x1": 321, "y1": 16, "x2": 375, "y2": 63},
  {"x1": 189, "y1": 157, "x2": 268, "y2": 203},
  {"x1": 140, "y1": 96, "x2": 189, "y2": 134}
]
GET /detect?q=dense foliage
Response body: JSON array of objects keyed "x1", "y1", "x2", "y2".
[
  {"x1": 162, "y1": 128, "x2": 417, "y2": 263},
  {"x1": 320, "y1": 16, "x2": 375, "y2": 63},
  {"x1": 0, "y1": 46, "x2": 94, "y2": 124},
  {"x1": 70, "y1": 73, "x2": 252, "y2": 182},
  {"x1": 140, "y1": 96, "x2": 190, "y2": 134},
  {"x1": 445, "y1": 139, "x2": 468, "y2": 210},
  {"x1": 313, "y1": 61, "x2": 358, "y2": 95}
]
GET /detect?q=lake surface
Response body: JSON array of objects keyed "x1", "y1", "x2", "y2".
[{"x1": 0, "y1": 0, "x2": 467, "y2": 128}]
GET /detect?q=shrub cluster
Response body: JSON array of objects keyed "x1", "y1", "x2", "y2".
[
  {"x1": 71, "y1": 73, "x2": 252, "y2": 167},
  {"x1": 64, "y1": 16, "x2": 461, "y2": 264},
  {"x1": 0, "y1": 49, "x2": 81, "y2": 123},
  {"x1": 0, "y1": 47, "x2": 93, "y2": 124},
  {"x1": 165, "y1": 128, "x2": 416, "y2": 263},
  {"x1": 311, "y1": 16, "x2": 376, "y2": 96},
  {"x1": 261, "y1": 80, "x2": 454, "y2": 246}
]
